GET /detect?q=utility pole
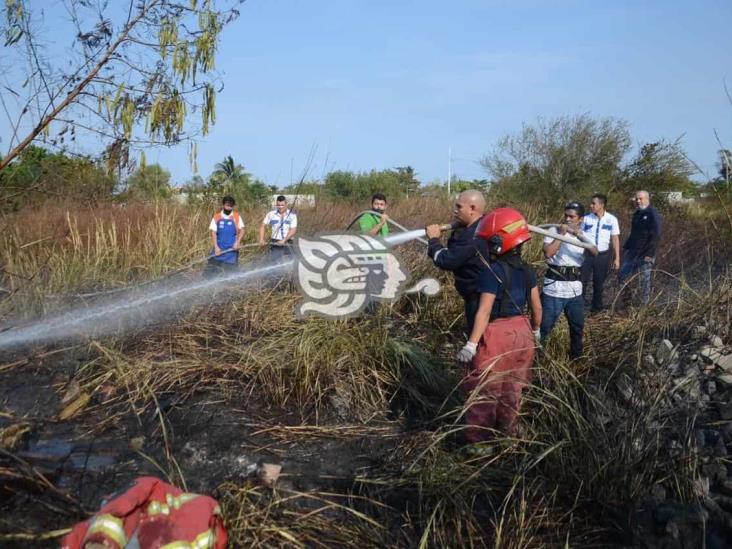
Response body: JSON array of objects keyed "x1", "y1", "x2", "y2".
[{"x1": 447, "y1": 146, "x2": 452, "y2": 198}]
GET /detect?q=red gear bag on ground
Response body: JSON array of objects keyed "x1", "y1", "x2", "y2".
[{"x1": 61, "y1": 476, "x2": 227, "y2": 549}]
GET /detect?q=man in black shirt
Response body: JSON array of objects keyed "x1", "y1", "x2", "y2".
[
  {"x1": 618, "y1": 190, "x2": 662, "y2": 304},
  {"x1": 425, "y1": 190, "x2": 488, "y2": 334}
]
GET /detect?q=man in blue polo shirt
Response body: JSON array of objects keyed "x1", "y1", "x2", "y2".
[{"x1": 581, "y1": 193, "x2": 620, "y2": 312}]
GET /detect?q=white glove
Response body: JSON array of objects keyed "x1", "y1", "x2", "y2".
[
  {"x1": 533, "y1": 329, "x2": 541, "y2": 346},
  {"x1": 457, "y1": 341, "x2": 478, "y2": 363}
]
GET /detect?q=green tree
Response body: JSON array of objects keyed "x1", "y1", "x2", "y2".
[
  {"x1": 715, "y1": 149, "x2": 732, "y2": 197},
  {"x1": 282, "y1": 180, "x2": 324, "y2": 196},
  {"x1": 394, "y1": 166, "x2": 421, "y2": 196},
  {"x1": 212, "y1": 155, "x2": 244, "y2": 184},
  {"x1": 0, "y1": 1, "x2": 241, "y2": 173},
  {"x1": 621, "y1": 140, "x2": 695, "y2": 197},
  {"x1": 323, "y1": 168, "x2": 422, "y2": 201},
  {"x1": 0, "y1": 146, "x2": 115, "y2": 211},
  {"x1": 125, "y1": 164, "x2": 172, "y2": 200},
  {"x1": 481, "y1": 114, "x2": 631, "y2": 209},
  {"x1": 206, "y1": 155, "x2": 270, "y2": 206},
  {"x1": 323, "y1": 171, "x2": 358, "y2": 199}
]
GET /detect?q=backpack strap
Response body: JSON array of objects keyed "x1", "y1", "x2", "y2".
[
  {"x1": 496, "y1": 260, "x2": 514, "y2": 317},
  {"x1": 496, "y1": 259, "x2": 531, "y2": 317},
  {"x1": 522, "y1": 265, "x2": 532, "y2": 311}
]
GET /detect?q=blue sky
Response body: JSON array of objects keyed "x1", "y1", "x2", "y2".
[{"x1": 4, "y1": 0, "x2": 732, "y2": 186}]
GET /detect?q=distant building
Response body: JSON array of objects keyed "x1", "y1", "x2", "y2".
[{"x1": 658, "y1": 191, "x2": 695, "y2": 204}]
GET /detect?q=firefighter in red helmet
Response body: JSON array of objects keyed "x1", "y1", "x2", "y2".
[{"x1": 456, "y1": 208, "x2": 542, "y2": 446}]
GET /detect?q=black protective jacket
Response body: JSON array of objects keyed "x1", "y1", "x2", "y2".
[
  {"x1": 623, "y1": 207, "x2": 662, "y2": 258},
  {"x1": 427, "y1": 218, "x2": 488, "y2": 297}
]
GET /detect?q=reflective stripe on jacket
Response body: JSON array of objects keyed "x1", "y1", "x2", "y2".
[{"x1": 61, "y1": 476, "x2": 227, "y2": 549}]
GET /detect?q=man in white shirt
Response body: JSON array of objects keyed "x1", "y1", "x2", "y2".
[
  {"x1": 581, "y1": 193, "x2": 620, "y2": 312},
  {"x1": 258, "y1": 195, "x2": 298, "y2": 257},
  {"x1": 540, "y1": 201, "x2": 598, "y2": 359}
]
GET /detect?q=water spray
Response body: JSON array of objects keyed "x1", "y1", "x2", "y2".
[
  {"x1": 0, "y1": 257, "x2": 295, "y2": 351},
  {"x1": 0, "y1": 212, "x2": 592, "y2": 352}
]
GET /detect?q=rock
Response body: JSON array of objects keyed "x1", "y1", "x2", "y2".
[
  {"x1": 701, "y1": 462, "x2": 727, "y2": 482},
  {"x1": 690, "y1": 354, "x2": 698, "y2": 361},
  {"x1": 657, "y1": 339, "x2": 678, "y2": 366},
  {"x1": 707, "y1": 381, "x2": 717, "y2": 395},
  {"x1": 716, "y1": 354, "x2": 732, "y2": 373},
  {"x1": 129, "y1": 436, "x2": 145, "y2": 452},
  {"x1": 700, "y1": 346, "x2": 732, "y2": 372},
  {"x1": 665, "y1": 519, "x2": 679, "y2": 540},
  {"x1": 700, "y1": 345, "x2": 716, "y2": 362},
  {"x1": 717, "y1": 374, "x2": 732, "y2": 386},
  {"x1": 692, "y1": 476, "x2": 710, "y2": 498},
  {"x1": 60, "y1": 381, "x2": 81, "y2": 405},
  {"x1": 692, "y1": 326, "x2": 707, "y2": 339},
  {"x1": 714, "y1": 495, "x2": 732, "y2": 512},
  {"x1": 258, "y1": 462, "x2": 282, "y2": 487},
  {"x1": 616, "y1": 373, "x2": 634, "y2": 403},
  {"x1": 709, "y1": 335, "x2": 724, "y2": 348},
  {"x1": 713, "y1": 437, "x2": 728, "y2": 458},
  {"x1": 674, "y1": 375, "x2": 701, "y2": 401},
  {"x1": 650, "y1": 484, "x2": 667, "y2": 504},
  {"x1": 686, "y1": 503, "x2": 709, "y2": 524},
  {"x1": 695, "y1": 430, "x2": 706, "y2": 448},
  {"x1": 643, "y1": 354, "x2": 656, "y2": 368},
  {"x1": 715, "y1": 401, "x2": 732, "y2": 421},
  {"x1": 720, "y1": 480, "x2": 732, "y2": 495}
]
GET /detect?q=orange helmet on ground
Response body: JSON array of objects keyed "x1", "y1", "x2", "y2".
[{"x1": 475, "y1": 207, "x2": 531, "y2": 255}]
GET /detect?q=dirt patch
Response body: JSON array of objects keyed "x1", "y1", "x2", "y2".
[{"x1": 0, "y1": 350, "x2": 403, "y2": 547}]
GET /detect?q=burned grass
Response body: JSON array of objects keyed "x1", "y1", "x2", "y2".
[{"x1": 1, "y1": 197, "x2": 732, "y2": 546}]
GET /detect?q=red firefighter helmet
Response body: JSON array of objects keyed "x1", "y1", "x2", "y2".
[{"x1": 475, "y1": 207, "x2": 531, "y2": 255}]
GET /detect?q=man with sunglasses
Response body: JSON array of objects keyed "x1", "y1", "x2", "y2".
[
  {"x1": 619, "y1": 190, "x2": 662, "y2": 305},
  {"x1": 540, "y1": 201, "x2": 598, "y2": 359}
]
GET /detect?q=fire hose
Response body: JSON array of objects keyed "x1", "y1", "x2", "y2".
[
  {"x1": 346, "y1": 211, "x2": 596, "y2": 250},
  {"x1": 50, "y1": 214, "x2": 592, "y2": 300}
]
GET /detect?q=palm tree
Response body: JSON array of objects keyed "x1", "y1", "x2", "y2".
[{"x1": 213, "y1": 155, "x2": 244, "y2": 184}]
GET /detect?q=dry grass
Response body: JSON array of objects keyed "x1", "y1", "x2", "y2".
[{"x1": 1, "y1": 196, "x2": 731, "y2": 546}]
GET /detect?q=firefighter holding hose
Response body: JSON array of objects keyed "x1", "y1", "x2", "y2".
[
  {"x1": 455, "y1": 208, "x2": 542, "y2": 446},
  {"x1": 203, "y1": 195, "x2": 244, "y2": 278},
  {"x1": 425, "y1": 190, "x2": 490, "y2": 335}
]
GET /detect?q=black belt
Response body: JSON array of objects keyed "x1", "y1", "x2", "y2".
[{"x1": 544, "y1": 265, "x2": 582, "y2": 282}]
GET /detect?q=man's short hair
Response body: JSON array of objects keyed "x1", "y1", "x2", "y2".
[
  {"x1": 564, "y1": 201, "x2": 585, "y2": 217},
  {"x1": 591, "y1": 193, "x2": 607, "y2": 207},
  {"x1": 276, "y1": 195, "x2": 286, "y2": 202},
  {"x1": 222, "y1": 195, "x2": 235, "y2": 205},
  {"x1": 371, "y1": 193, "x2": 387, "y2": 203}
]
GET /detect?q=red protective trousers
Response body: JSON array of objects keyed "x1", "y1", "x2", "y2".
[{"x1": 461, "y1": 315, "x2": 535, "y2": 443}]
